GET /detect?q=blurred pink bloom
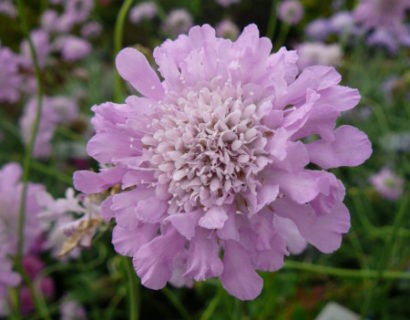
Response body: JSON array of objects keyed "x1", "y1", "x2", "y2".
[
  {"x1": 354, "y1": 0, "x2": 410, "y2": 30},
  {"x1": 60, "y1": 296, "x2": 87, "y2": 320},
  {"x1": 278, "y1": 0, "x2": 304, "y2": 25},
  {"x1": 162, "y1": 9, "x2": 193, "y2": 36},
  {"x1": 297, "y1": 42, "x2": 342, "y2": 69},
  {"x1": 129, "y1": 1, "x2": 157, "y2": 23},
  {"x1": 0, "y1": 248, "x2": 20, "y2": 315},
  {"x1": 305, "y1": 18, "x2": 331, "y2": 41},
  {"x1": 20, "y1": 96, "x2": 78, "y2": 158},
  {"x1": 216, "y1": 20, "x2": 240, "y2": 39},
  {"x1": 64, "y1": 0, "x2": 94, "y2": 24},
  {"x1": 41, "y1": 10, "x2": 59, "y2": 32},
  {"x1": 81, "y1": 21, "x2": 102, "y2": 38},
  {"x1": 19, "y1": 29, "x2": 51, "y2": 69},
  {"x1": 216, "y1": 0, "x2": 240, "y2": 7},
  {"x1": 74, "y1": 24, "x2": 371, "y2": 300},
  {"x1": 0, "y1": 0, "x2": 16, "y2": 17},
  {"x1": 55, "y1": 36, "x2": 92, "y2": 62},
  {"x1": 37, "y1": 188, "x2": 102, "y2": 259},
  {"x1": 329, "y1": 11, "x2": 355, "y2": 35},
  {"x1": 370, "y1": 168, "x2": 404, "y2": 200},
  {"x1": 0, "y1": 44, "x2": 22, "y2": 103}
]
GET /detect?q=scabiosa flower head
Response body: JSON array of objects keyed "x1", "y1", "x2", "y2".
[
  {"x1": 305, "y1": 18, "x2": 331, "y2": 41},
  {"x1": 20, "y1": 96, "x2": 78, "y2": 158},
  {"x1": 129, "y1": 1, "x2": 157, "y2": 24},
  {"x1": 354, "y1": 0, "x2": 410, "y2": 30},
  {"x1": 162, "y1": 9, "x2": 193, "y2": 36},
  {"x1": 55, "y1": 36, "x2": 92, "y2": 62},
  {"x1": 297, "y1": 42, "x2": 343, "y2": 69},
  {"x1": 0, "y1": 44, "x2": 22, "y2": 103},
  {"x1": 370, "y1": 168, "x2": 404, "y2": 200},
  {"x1": 216, "y1": 20, "x2": 240, "y2": 39},
  {"x1": 278, "y1": 0, "x2": 304, "y2": 25},
  {"x1": 74, "y1": 24, "x2": 372, "y2": 300}
]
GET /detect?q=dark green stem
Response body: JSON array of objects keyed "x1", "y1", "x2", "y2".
[
  {"x1": 266, "y1": 0, "x2": 278, "y2": 40},
  {"x1": 123, "y1": 257, "x2": 139, "y2": 320},
  {"x1": 113, "y1": 0, "x2": 134, "y2": 102},
  {"x1": 15, "y1": 0, "x2": 44, "y2": 314}
]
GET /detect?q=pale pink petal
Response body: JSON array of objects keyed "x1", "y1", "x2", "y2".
[
  {"x1": 306, "y1": 125, "x2": 372, "y2": 169},
  {"x1": 116, "y1": 48, "x2": 164, "y2": 100},
  {"x1": 198, "y1": 206, "x2": 228, "y2": 229},
  {"x1": 220, "y1": 240, "x2": 263, "y2": 301}
]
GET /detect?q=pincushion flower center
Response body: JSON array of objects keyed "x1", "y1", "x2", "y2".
[{"x1": 143, "y1": 85, "x2": 269, "y2": 214}]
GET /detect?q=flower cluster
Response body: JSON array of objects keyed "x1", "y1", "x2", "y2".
[
  {"x1": 20, "y1": 96, "x2": 78, "y2": 158},
  {"x1": 75, "y1": 24, "x2": 371, "y2": 300}
]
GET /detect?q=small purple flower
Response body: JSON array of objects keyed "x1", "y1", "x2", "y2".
[
  {"x1": 278, "y1": 0, "x2": 304, "y2": 25},
  {"x1": 370, "y1": 168, "x2": 404, "y2": 200},
  {"x1": 305, "y1": 19, "x2": 331, "y2": 41},
  {"x1": 354, "y1": 0, "x2": 410, "y2": 30},
  {"x1": 41, "y1": 10, "x2": 59, "y2": 32},
  {"x1": 74, "y1": 24, "x2": 371, "y2": 300},
  {"x1": 0, "y1": 163, "x2": 46, "y2": 256},
  {"x1": 216, "y1": 0, "x2": 240, "y2": 7},
  {"x1": 64, "y1": 0, "x2": 94, "y2": 24},
  {"x1": 367, "y1": 28, "x2": 399, "y2": 53},
  {"x1": 0, "y1": 44, "x2": 22, "y2": 103},
  {"x1": 216, "y1": 20, "x2": 240, "y2": 39},
  {"x1": 297, "y1": 42, "x2": 343, "y2": 69},
  {"x1": 0, "y1": 0, "x2": 16, "y2": 17},
  {"x1": 19, "y1": 29, "x2": 50, "y2": 70},
  {"x1": 55, "y1": 36, "x2": 92, "y2": 62},
  {"x1": 19, "y1": 96, "x2": 78, "y2": 158},
  {"x1": 81, "y1": 21, "x2": 102, "y2": 39},
  {"x1": 329, "y1": 11, "x2": 355, "y2": 35},
  {"x1": 0, "y1": 248, "x2": 20, "y2": 314},
  {"x1": 162, "y1": 9, "x2": 193, "y2": 36},
  {"x1": 129, "y1": 1, "x2": 157, "y2": 24},
  {"x1": 60, "y1": 296, "x2": 87, "y2": 320}
]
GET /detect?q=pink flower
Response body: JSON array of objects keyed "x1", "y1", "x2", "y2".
[
  {"x1": 55, "y1": 36, "x2": 92, "y2": 62},
  {"x1": 19, "y1": 29, "x2": 50, "y2": 70},
  {"x1": 19, "y1": 96, "x2": 78, "y2": 158},
  {"x1": 278, "y1": 0, "x2": 304, "y2": 25},
  {"x1": 129, "y1": 1, "x2": 157, "y2": 24},
  {"x1": 370, "y1": 168, "x2": 404, "y2": 200},
  {"x1": 0, "y1": 163, "x2": 45, "y2": 256},
  {"x1": 354, "y1": 0, "x2": 410, "y2": 30},
  {"x1": 74, "y1": 24, "x2": 372, "y2": 300},
  {"x1": 216, "y1": 20, "x2": 240, "y2": 39},
  {"x1": 81, "y1": 22, "x2": 102, "y2": 39},
  {"x1": 0, "y1": 44, "x2": 21, "y2": 103},
  {"x1": 216, "y1": 0, "x2": 240, "y2": 7},
  {"x1": 297, "y1": 42, "x2": 343, "y2": 69},
  {"x1": 0, "y1": 0, "x2": 16, "y2": 18},
  {"x1": 60, "y1": 296, "x2": 86, "y2": 320},
  {"x1": 162, "y1": 9, "x2": 193, "y2": 36},
  {"x1": 0, "y1": 248, "x2": 20, "y2": 315}
]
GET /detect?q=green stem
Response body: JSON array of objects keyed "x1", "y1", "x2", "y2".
[
  {"x1": 22, "y1": 271, "x2": 52, "y2": 320},
  {"x1": 284, "y1": 261, "x2": 410, "y2": 280},
  {"x1": 15, "y1": 0, "x2": 45, "y2": 314},
  {"x1": 123, "y1": 257, "x2": 139, "y2": 320},
  {"x1": 266, "y1": 0, "x2": 278, "y2": 40},
  {"x1": 162, "y1": 287, "x2": 191, "y2": 320},
  {"x1": 274, "y1": 22, "x2": 290, "y2": 51},
  {"x1": 361, "y1": 194, "x2": 409, "y2": 317},
  {"x1": 113, "y1": 0, "x2": 134, "y2": 102},
  {"x1": 200, "y1": 285, "x2": 223, "y2": 320}
]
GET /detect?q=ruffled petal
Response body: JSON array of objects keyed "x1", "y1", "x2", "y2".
[
  {"x1": 220, "y1": 240, "x2": 263, "y2": 301},
  {"x1": 306, "y1": 125, "x2": 372, "y2": 169},
  {"x1": 116, "y1": 48, "x2": 164, "y2": 100}
]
